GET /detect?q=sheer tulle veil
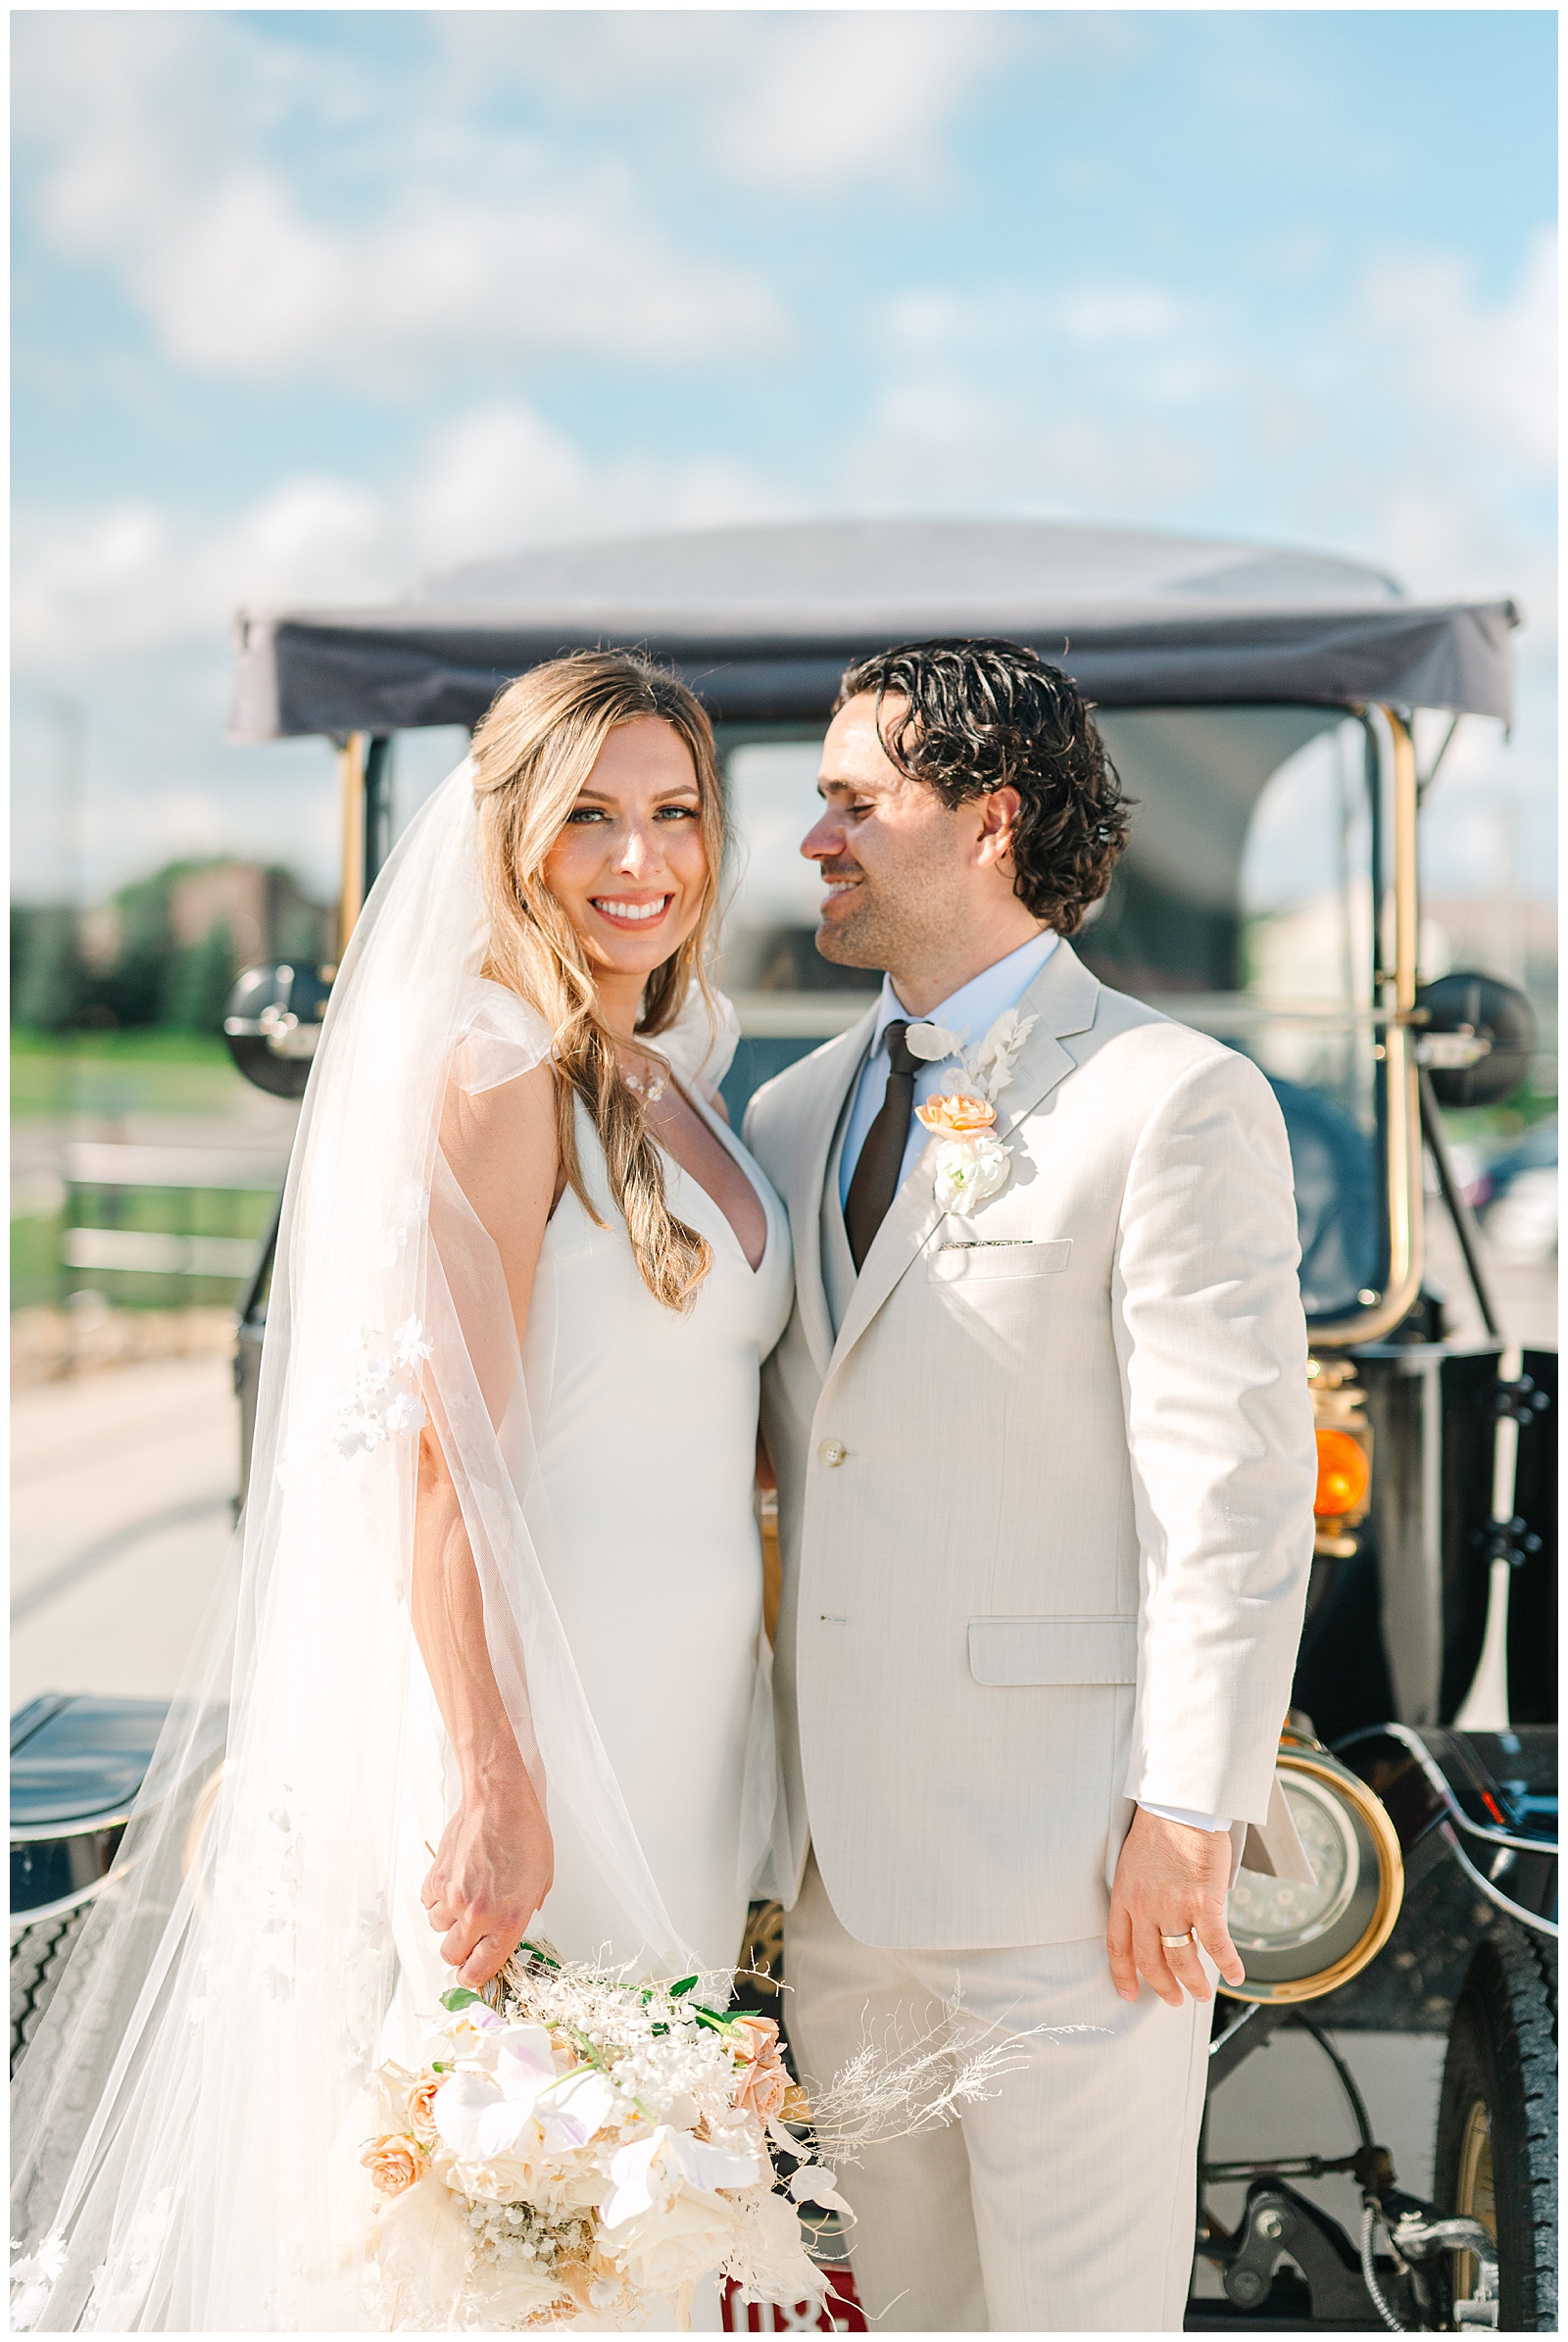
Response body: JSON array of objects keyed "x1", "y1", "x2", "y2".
[{"x1": 11, "y1": 761, "x2": 736, "y2": 2331}]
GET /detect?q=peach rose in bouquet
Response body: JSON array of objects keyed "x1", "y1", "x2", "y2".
[
  {"x1": 361, "y1": 2132, "x2": 429, "y2": 2198},
  {"x1": 730, "y1": 2016, "x2": 791, "y2": 2122}
]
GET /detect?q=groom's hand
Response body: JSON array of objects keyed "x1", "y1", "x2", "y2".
[{"x1": 1106, "y1": 1808, "x2": 1246, "y2": 2007}]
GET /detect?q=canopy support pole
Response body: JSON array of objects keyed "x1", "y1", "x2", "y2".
[
  {"x1": 336, "y1": 734, "x2": 393, "y2": 952},
  {"x1": 1308, "y1": 707, "x2": 1424, "y2": 1347},
  {"x1": 337, "y1": 733, "x2": 368, "y2": 955}
]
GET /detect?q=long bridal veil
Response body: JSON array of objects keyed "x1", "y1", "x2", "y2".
[{"x1": 11, "y1": 762, "x2": 717, "y2": 2332}]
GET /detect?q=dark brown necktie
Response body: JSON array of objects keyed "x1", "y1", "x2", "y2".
[{"x1": 845, "y1": 1020, "x2": 919, "y2": 1271}]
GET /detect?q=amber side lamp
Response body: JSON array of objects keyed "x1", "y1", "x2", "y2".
[{"x1": 1313, "y1": 1425, "x2": 1371, "y2": 1521}]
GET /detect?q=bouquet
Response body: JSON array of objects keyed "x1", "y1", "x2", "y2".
[
  {"x1": 363, "y1": 1943, "x2": 850, "y2": 2332},
  {"x1": 365, "y1": 1939, "x2": 1039, "y2": 2331}
]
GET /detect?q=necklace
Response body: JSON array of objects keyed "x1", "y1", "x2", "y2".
[{"x1": 621, "y1": 1057, "x2": 669, "y2": 1106}]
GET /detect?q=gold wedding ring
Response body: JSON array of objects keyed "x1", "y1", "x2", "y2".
[{"x1": 1160, "y1": 1929, "x2": 1196, "y2": 1948}]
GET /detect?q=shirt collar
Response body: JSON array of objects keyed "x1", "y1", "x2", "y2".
[{"x1": 870, "y1": 929, "x2": 1059, "y2": 1060}]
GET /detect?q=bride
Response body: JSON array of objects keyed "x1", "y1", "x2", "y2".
[{"x1": 11, "y1": 653, "x2": 795, "y2": 2331}]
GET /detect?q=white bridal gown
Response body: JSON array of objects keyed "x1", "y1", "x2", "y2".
[{"x1": 389, "y1": 1081, "x2": 794, "y2": 2036}]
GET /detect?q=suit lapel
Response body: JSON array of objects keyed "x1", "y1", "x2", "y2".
[
  {"x1": 824, "y1": 1139, "x2": 946, "y2": 1378},
  {"x1": 785, "y1": 1008, "x2": 877, "y2": 1381},
  {"x1": 992, "y1": 939, "x2": 1102, "y2": 1137},
  {"x1": 822, "y1": 940, "x2": 1103, "y2": 1386}
]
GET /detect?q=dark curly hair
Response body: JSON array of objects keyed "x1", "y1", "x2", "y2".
[{"x1": 833, "y1": 638, "x2": 1131, "y2": 936}]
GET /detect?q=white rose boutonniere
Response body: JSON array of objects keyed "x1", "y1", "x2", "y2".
[{"x1": 932, "y1": 1130, "x2": 1012, "y2": 1215}]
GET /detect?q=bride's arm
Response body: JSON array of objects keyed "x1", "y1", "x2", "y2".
[{"x1": 415, "y1": 1059, "x2": 561, "y2": 1988}]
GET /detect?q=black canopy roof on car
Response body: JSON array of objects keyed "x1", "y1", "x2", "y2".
[{"x1": 227, "y1": 517, "x2": 1517, "y2": 741}]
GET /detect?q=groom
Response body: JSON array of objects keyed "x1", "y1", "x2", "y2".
[{"x1": 743, "y1": 639, "x2": 1316, "y2": 2332}]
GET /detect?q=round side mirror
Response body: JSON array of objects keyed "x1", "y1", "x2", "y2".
[
  {"x1": 1414, "y1": 972, "x2": 1537, "y2": 1109},
  {"x1": 222, "y1": 962, "x2": 334, "y2": 1098}
]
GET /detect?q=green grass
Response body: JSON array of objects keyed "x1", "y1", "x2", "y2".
[
  {"x1": 11, "y1": 1214, "x2": 66, "y2": 1310},
  {"x1": 11, "y1": 1027, "x2": 249, "y2": 1119},
  {"x1": 1442, "y1": 1073, "x2": 1558, "y2": 1152},
  {"x1": 11, "y1": 1027, "x2": 284, "y2": 1309},
  {"x1": 12, "y1": 1184, "x2": 275, "y2": 1312}
]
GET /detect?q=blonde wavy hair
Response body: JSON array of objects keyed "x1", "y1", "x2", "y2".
[{"x1": 470, "y1": 651, "x2": 727, "y2": 1312}]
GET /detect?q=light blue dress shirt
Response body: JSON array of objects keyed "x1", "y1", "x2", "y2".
[
  {"x1": 838, "y1": 929, "x2": 1060, "y2": 1206},
  {"x1": 835, "y1": 929, "x2": 1231, "y2": 1844}
]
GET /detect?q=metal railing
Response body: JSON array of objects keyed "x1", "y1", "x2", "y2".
[{"x1": 61, "y1": 1143, "x2": 287, "y2": 1293}]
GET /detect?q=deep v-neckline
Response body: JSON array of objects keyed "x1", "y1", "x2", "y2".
[{"x1": 654, "y1": 1086, "x2": 774, "y2": 1278}]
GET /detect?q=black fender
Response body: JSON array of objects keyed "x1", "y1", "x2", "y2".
[{"x1": 1337, "y1": 1723, "x2": 1557, "y2": 1941}]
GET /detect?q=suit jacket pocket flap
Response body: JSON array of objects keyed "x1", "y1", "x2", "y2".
[
  {"x1": 930, "y1": 1237, "x2": 1072, "y2": 1283},
  {"x1": 967, "y1": 1616, "x2": 1137, "y2": 1686}
]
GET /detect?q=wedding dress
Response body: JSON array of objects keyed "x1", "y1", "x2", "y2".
[
  {"x1": 387, "y1": 999, "x2": 794, "y2": 2038},
  {"x1": 11, "y1": 763, "x2": 793, "y2": 2333}
]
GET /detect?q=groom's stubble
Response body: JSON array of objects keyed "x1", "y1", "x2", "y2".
[{"x1": 804, "y1": 691, "x2": 1044, "y2": 1013}]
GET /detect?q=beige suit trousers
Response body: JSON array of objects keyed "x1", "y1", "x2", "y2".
[{"x1": 785, "y1": 1856, "x2": 1211, "y2": 2332}]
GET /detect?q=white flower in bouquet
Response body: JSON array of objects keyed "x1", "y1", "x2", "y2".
[
  {"x1": 600, "y1": 2128, "x2": 756, "y2": 2296},
  {"x1": 434, "y1": 2036, "x2": 617, "y2": 2162}
]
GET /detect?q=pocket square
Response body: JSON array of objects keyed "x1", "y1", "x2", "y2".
[{"x1": 929, "y1": 1237, "x2": 1071, "y2": 1283}]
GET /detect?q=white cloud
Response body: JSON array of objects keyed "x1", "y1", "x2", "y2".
[
  {"x1": 437, "y1": 12, "x2": 1002, "y2": 195},
  {"x1": 712, "y1": 14, "x2": 999, "y2": 191},
  {"x1": 1056, "y1": 288, "x2": 1185, "y2": 347},
  {"x1": 846, "y1": 276, "x2": 1219, "y2": 511},
  {"x1": 844, "y1": 237, "x2": 1552, "y2": 648},
  {"x1": 16, "y1": 14, "x2": 783, "y2": 383},
  {"x1": 126, "y1": 171, "x2": 781, "y2": 383},
  {"x1": 13, "y1": 402, "x2": 797, "y2": 668},
  {"x1": 1361, "y1": 227, "x2": 1556, "y2": 476}
]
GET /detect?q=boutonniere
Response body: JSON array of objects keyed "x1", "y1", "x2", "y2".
[{"x1": 906, "y1": 1007, "x2": 1037, "y2": 1216}]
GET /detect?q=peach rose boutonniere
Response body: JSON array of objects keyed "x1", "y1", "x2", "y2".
[
  {"x1": 915, "y1": 1093, "x2": 1009, "y2": 1215},
  {"x1": 907, "y1": 1007, "x2": 1037, "y2": 1216},
  {"x1": 915, "y1": 1092, "x2": 997, "y2": 1139}
]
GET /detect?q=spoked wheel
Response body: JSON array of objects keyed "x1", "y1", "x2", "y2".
[{"x1": 1434, "y1": 1923, "x2": 1557, "y2": 2331}]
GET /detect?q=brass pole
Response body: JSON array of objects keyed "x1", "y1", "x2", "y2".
[
  {"x1": 337, "y1": 733, "x2": 368, "y2": 957},
  {"x1": 1310, "y1": 707, "x2": 1424, "y2": 1347}
]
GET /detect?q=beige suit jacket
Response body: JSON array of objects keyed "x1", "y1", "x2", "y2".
[{"x1": 744, "y1": 941, "x2": 1316, "y2": 1950}]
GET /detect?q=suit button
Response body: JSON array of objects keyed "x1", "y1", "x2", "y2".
[{"x1": 818, "y1": 1439, "x2": 847, "y2": 1467}]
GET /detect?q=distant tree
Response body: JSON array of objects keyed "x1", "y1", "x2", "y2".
[
  {"x1": 15, "y1": 857, "x2": 329, "y2": 1034},
  {"x1": 81, "y1": 871, "x2": 175, "y2": 1028},
  {"x1": 164, "y1": 919, "x2": 237, "y2": 1034},
  {"x1": 12, "y1": 905, "x2": 87, "y2": 1030}
]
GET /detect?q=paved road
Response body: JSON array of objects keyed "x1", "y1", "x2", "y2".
[
  {"x1": 11, "y1": 1354, "x2": 238, "y2": 1708},
  {"x1": 1196, "y1": 2024, "x2": 1445, "y2": 2295}
]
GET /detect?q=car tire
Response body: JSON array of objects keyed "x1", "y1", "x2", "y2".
[
  {"x1": 1434, "y1": 1922, "x2": 1557, "y2": 2331},
  {"x1": 9, "y1": 1903, "x2": 92, "y2": 2076}
]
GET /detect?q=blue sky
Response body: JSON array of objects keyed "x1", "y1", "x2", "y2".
[{"x1": 12, "y1": 9, "x2": 1557, "y2": 904}]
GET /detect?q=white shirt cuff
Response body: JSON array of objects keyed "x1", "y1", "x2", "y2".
[{"x1": 1139, "y1": 1800, "x2": 1232, "y2": 1834}]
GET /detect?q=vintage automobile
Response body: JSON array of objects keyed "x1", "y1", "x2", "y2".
[{"x1": 13, "y1": 519, "x2": 1555, "y2": 2331}]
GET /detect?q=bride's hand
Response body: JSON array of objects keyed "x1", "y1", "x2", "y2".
[{"x1": 421, "y1": 1773, "x2": 554, "y2": 1988}]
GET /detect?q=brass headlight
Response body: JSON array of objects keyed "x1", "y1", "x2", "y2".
[{"x1": 1224, "y1": 1736, "x2": 1403, "y2": 2004}]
